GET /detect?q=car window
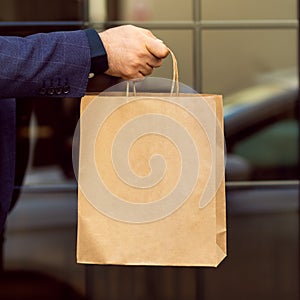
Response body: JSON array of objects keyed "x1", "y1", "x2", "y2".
[
  {"x1": 223, "y1": 69, "x2": 298, "y2": 181},
  {"x1": 228, "y1": 118, "x2": 298, "y2": 180}
]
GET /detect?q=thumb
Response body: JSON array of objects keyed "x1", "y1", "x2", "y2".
[{"x1": 146, "y1": 38, "x2": 170, "y2": 59}]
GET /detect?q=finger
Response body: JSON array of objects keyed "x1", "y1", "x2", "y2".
[
  {"x1": 139, "y1": 64, "x2": 154, "y2": 76},
  {"x1": 145, "y1": 38, "x2": 169, "y2": 59},
  {"x1": 148, "y1": 57, "x2": 163, "y2": 68},
  {"x1": 124, "y1": 71, "x2": 144, "y2": 81},
  {"x1": 134, "y1": 73, "x2": 145, "y2": 80}
]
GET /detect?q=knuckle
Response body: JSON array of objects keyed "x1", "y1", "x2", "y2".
[
  {"x1": 123, "y1": 66, "x2": 136, "y2": 78},
  {"x1": 145, "y1": 29, "x2": 152, "y2": 36}
]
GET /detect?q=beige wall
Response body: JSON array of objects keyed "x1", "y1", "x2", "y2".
[
  {"x1": 89, "y1": 0, "x2": 106, "y2": 22},
  {"x1": 120, "y1": 0, "x2": 193, "y2": 21},
  {"x1": 119, "y1": 0, "x2": 297, "y2": 95},
  {"x1": 121, "y1": 0, "x2": 297, "y2": 21},
  {"x1": 202, "y1": 0, "x2": 297, "y2": 20}
]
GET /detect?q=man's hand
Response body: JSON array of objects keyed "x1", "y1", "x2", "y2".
[{"x1": 99, "y1": 25, "x2": 169, "y2": 80}]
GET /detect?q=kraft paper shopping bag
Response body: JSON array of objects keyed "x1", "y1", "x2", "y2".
[{"x1": 76, "y1": 52, "x2": 226, "y2": 267}]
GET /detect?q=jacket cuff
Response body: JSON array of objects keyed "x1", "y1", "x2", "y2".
[{"x1": 84, "y1": 29, "x2": 109, "y2": 75}]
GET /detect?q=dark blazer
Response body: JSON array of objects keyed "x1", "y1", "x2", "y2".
[{"x1": 0, "y1": 30, "x2": 91, "y2": 230}]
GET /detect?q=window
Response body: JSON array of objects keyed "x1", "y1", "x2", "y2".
[
  {"x1": 101, "y1": 0, "x2": 299, "y2": 182},
  {"x1": 85, "y1": 1, "x2": 300, "y2": 299}
]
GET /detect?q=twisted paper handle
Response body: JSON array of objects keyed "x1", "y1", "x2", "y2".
[{"x1": 126, "y1": 48, "x2": 179, "y2": 96}]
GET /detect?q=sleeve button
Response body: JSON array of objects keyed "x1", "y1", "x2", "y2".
[
  {"x1": 63, "y1": 85, "x2": 70, "y2": 94},
  {"x1": 47, "y1": 87, "x2": 55, "y2": 95},
  {"x1": 55, "y1": 86, "x2": 63, "y2": 95},
  {"x1": 39, "y1": 87, "x2": 47, "y2": 95}
]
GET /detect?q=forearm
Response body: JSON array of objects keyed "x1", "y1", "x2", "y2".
[{"x1": 0, "y1": 30, "x2": 91, "y2": 99}]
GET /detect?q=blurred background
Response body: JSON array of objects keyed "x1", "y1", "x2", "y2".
[{"x1": 0, "y1": 0, "x2": 299, "y2": 299}]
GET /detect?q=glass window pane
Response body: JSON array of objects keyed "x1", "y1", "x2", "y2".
[
  {"x1": 202, "y1": 194, "x2": 299, "y2": 299},
  {"x1": 202, "y1": 30, "x2": 298, "y2": 181},
  {"x1": 119, "y1": 0, "x2": 193, "y2": 21},
  {"x1": 202, "y1": 30, "x2": 297, "y2": 96},
  {"x1": 151, "y1": 30, "x2": 194, "y2": 87},
  {"x1": 201, "y1": 0, "x2": 297, "y2": 20}
]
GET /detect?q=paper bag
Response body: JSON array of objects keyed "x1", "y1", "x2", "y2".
[
  {"x1": 77, "y1": 48, "x2": 226, "y2": 267},
  {"x1": 76, "y1": 89, "x2": 226, "y2": 267}
]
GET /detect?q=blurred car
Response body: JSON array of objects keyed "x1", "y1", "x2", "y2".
[{"x1": 224, "y1": 69, "x2": 299, "y2": 181}]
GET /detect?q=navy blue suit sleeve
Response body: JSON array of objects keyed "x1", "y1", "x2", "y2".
[
  {"x1": 84, "y1": 29, "x2": 108, "y2": 75},
  {"x1": 0, "y1": 30, "x2": 91, "y2": 99}
]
